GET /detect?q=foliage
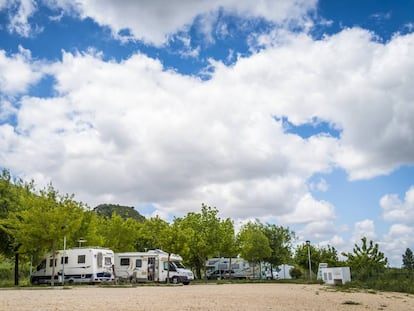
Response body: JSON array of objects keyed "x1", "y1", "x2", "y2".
[
  {"x1": 344, "y1": 268, "x2": 414, "y2": 294},
  {"x1": 98, "y1": 214, "x2": 140, "y2": 252},
  {"x1": 237, "y1": 221, "x2": 272, "y2": 267},
  {"x1": 402, "y1": 248, "x2": 414, "y2": 270},
  {"x1": 93, "y1": 204, "x2": 145, "y2": 222},
  {"x1": 289, "y1": 266, "x2": 303, "y2": 279},
  {"x1": 177, "y1": 204, "x2": 223, "y2": 279},
  {"x1": 258, "y1": 222, "x2": 295, "y2": 268},
  {"x1": 135, "y1": 216, "x2": 169, "y2": 251},
  {"x1": 294, "y1": 243, "x2": 319, "y2": 276},
  {"x1": 342, "y1": 237, "x2": 388, "y2": 281}
]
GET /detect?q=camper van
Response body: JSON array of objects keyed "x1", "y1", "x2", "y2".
[
  {"x1": 114, "y1": 249, "x2": 194, "y2": 285},
  {"x1": 30, "y1": 247, "x2": 114, "y2": 285}
]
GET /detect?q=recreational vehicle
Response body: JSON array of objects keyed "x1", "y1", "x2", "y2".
[
  {"x1": 114, "y1": 249, "x2": 194, "y2": 285},
  {"x1": 30, "y1": 247, "x2": 114, "y2": 285}
]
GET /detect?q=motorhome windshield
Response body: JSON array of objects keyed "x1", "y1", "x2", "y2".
[{"x1": 173, "y1": 261, "x2": 186, "y2": 269}]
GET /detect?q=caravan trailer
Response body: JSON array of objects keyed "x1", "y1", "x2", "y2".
[
  {"x1": 114, "y1": 249, "x2": 194, "y2": 284},
  {"x1": 30, "y1": 247, "x2": 114, "y2": 285}
]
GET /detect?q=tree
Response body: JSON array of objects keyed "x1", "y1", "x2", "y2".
[
  {"x1": 158, "y1": 218, "x2": 189, "y2": 283},
  {"x1": 294, "y1": 243, "x2": 319, "y2": 277},
  {"x1": 342, "y1": 237, "x2": 388, "y2": 281},
  {"x1": 217, "y1": 218, "x2": 238, "y2": 277},
  {"x1": 98, "y1": 213, "x2": 140, "y2": 252},
  {"x1": 0, "y1": 169, "x2": 34, "y2": 285},
  {"x1": 3, "y1": 184, "x2": 85, "y2": 286},
  {"x1": 319, "y1": 245, "x2": 341, "y2": 267},
  {"x1": 237, "y1": 221, "x2": 272, "y2": 278},
  {"x1": 259, "y1": 222, "x2": 295, "y2": 277},
  {"x1": 178, "y1": 204, "x2": 222, "y2": 280},
  {"x1": 402, "y1": 248, "x2": 414, "y2": 270},
  {"x1": 136, "y1": 216, "x2": 170, "y2": 251}
]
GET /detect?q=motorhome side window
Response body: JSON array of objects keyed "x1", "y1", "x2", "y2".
[
  {"x1": 61, "y1": 257, "x2": 68, "y2": 264},
  {"x1": 136, "y1": 259, "x2": 142, "y2": 268},
  {"x1": 37, "y1": 259, "x2": 46, "y2": 271},
  {"x1": 49, "y1": 259, "x2": 57, "y2": 267},
  {"x1": 120, "y1": 258, "x2": 130, "y2": 266},
  {"x1": 78, "y1": 255, "x2": 86, "y2": 264},
  {"x1": 97, "y1": 252, "x2": 103, "y2": 268}
]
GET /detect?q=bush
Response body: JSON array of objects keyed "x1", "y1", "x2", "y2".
[{"x1": 289, "y1": 267, "x2": 302, "y2": 279}]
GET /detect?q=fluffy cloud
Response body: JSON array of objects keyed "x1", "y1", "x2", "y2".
[
  {"x1": 1, "y1": 17, "x2": 414, "y2": 242},
  {"x1": 351, "y1": 219, "x2": 376, "y2": 244},
  {"x1": 380, "y1": 186, "x2": 414, "y2": 224},
  {"x1": 382, "y1": 224, "x2": 414, "y2": 267},
  {"x1": 51, "y1": 0, "x2": 317, "y2": 45},
  {"x1": 0, "y1": 46, "x2": 42, "y2": 95}
]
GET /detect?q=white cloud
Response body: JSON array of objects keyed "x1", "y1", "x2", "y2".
[
  {"x1": 4, "y1": 0, "x2": 39, "y2": 37},
  {"x1": 382, "y1": 224, "x2": 414, "y2": 267},
  {"x1": 351, "y1": 219, "x2": 377, "y2": 244},
  {"x1": 1, "y1": 21, "x2": 414, "y2": 240},
  {"x1": 50, "y1": 0, "x2": 317, "y2": 46},
  {"x1": 0, "y1": 46, "x2": 42, "y2": 95},
  {"x1": 380, "y1": 186, "x2": 414, "y2": 224}
]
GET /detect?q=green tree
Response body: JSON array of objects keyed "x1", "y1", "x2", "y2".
[
  {"x1": 402, "y1": 248, "x2": 414, "y2": 270},
  {"x1": 3, "y1": 184, "x2": 85, "y2": 285},
  {"x1": 319, "y1": 245, "x2": 341, "y2": 267},
  {"x1": 342, "y1": 237, "x2": 388, "y2": 281},
  {"x1": 158, "y1": 218, "x2": 189, "y2": 283},
  {"x1": 237, "y1": 221, "x2": 272, "y2": 278},
  {"x1": 98, "y1": 213, "x2": 140, "y2": 252},
  {"x1": 218, "y1": 218, "x2": 238, "y2": 276},
  {"x1": 178, "y1": 204, "x2": 222, "y2": 280},
  {"x1": 259, "y1": 222, "x2": 295, "y2": 276},
  {"x1": 294, "y1": 243, "x2": 319, "y2": 278},
  {"x1": 136, "y1": 216, "x2": 170, "y2": 251},
  {"x1": 0, "y1": 169, "x2": 34, "y2": 285}
]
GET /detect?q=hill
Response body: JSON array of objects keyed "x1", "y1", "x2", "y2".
[{"x1": 93, "y1": 204, "x2": 145, "y2": 222}]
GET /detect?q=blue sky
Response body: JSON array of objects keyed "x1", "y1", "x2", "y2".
[{"x1": 1, "y1": 0, "x2": 414, "y2": 266}]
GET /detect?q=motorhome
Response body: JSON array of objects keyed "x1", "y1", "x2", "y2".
[
  {"x1": 114, "y1": 249, "x2": 194, "y2": 285},
  {"x1": 206, "y1": 257, "x2": 256, "y2": 279},
  {"x1": 30, "y1": 247, "x2": 115, "y2": 284}
]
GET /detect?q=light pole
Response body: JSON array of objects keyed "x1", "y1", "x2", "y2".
[{"x1": 306, "y1": 240, "x2": 312, "y2": 280}]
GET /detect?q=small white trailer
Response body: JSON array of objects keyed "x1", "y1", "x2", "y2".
[
  {"x1": 320, "y1": 266, "x2": 351, "y2": 285},
  {"x1": 114, "y1": 249, "x2": 194, "y2": 285},
  {"x1": 30, "y1": 247, "x2": 115, "y2": 285}
]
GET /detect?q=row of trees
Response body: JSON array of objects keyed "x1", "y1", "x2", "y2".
[{"x1": 0, "y1": 169, "x2": 407, "y2": 286}]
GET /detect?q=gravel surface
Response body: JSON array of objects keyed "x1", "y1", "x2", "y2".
[{"x1": 1, "y1": 283, "x2": 414, "y2": 311}]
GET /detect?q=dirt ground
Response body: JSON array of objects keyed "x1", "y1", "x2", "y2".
[{"x1": 1, "y1": 283, "x2": 414, "y2": 311}]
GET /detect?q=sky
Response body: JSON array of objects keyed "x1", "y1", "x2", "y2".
[{"x1": 0, "y1": 0, "x2": 413, "y2": 267}]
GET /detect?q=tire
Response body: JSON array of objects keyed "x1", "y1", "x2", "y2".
[
  {"x1": 31, "y1": 277, "x2": 39, "y2": 285},
  {"x1": 171, "y1": 276, "x2": 179, "y2": 284},
  {"x1": 183, "y1": 282, "x2": 190, "y2": 285}
]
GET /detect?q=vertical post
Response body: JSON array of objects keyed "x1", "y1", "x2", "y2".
[
  {"x1": 62, "y1": 235, "x2": 66, "y2": 286},
  {"x1": 306, "y1": 240, "x2": 312, "y2": 280}
]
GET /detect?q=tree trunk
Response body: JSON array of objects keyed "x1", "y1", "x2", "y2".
[
  {"x1": 14, "y1": 252, "x2": 19, "y2": 286},
  {"x1": 166, "y1": 253, "x2": 170, "y2": 284}
]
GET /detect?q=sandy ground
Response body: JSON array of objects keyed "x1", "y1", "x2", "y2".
[{"x1": 1, "y1": 283, "x2": 414, "y2": 311}]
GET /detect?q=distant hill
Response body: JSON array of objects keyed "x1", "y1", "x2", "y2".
[{"x1": 93, "y1": 204, "x2": 146, "y2": 222}]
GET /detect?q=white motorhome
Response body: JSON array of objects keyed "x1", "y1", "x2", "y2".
[
  {"x1": 30, "y1": 247, "x2": 114, "y2": 285},
  {"x1": 206, "y1": 257, "x2": 256, "y2": 279},
  {"x1": 114, "y1": 249, "x2": 194, "y2": 285}
]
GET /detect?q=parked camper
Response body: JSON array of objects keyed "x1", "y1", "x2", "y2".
[
  {"x1": 206, "y1": 257, "x2": 251, "y2": 279},
  {"x1": 114, "y1": 249, "x2": 194, "y2": 285},
  {"x1": 30, "y1": 247, "x2": 114, "y2": 285}
]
